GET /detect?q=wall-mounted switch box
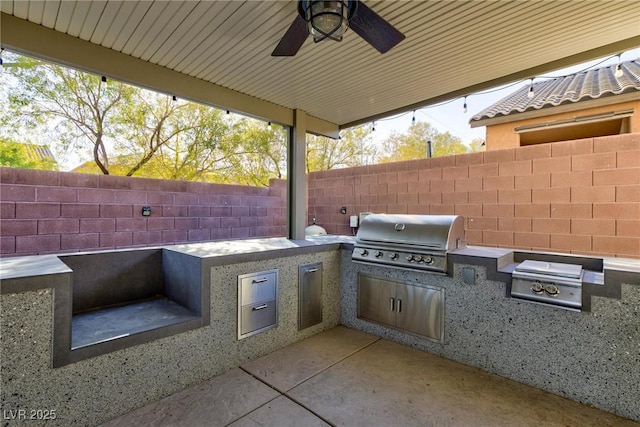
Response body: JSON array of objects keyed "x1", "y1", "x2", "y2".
[
  {"x1": 350, "y1": 215, "x2": 358, "y2": 227},
  {"x1": 141, "y1": 206, "x2": 151, "y2": 216}
]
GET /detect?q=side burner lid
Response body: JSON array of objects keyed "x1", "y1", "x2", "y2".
[{"x1": 514, "y1": 260, "x2": 583, "y2": 279}]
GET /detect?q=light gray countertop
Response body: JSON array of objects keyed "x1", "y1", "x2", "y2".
[
  {"x1": 0, "y1": 236, "x2": 354, "y2": 282},
  {"x1": 1, "y1": 236, "x2": 637, "y2": 286}
]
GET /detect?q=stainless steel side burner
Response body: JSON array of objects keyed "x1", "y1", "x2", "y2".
[{"x1": 511, "y1": 260, "x2": 584, "y2": 310}]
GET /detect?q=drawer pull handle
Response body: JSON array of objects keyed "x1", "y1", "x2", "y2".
[
  {"x1": 252, "y1": 278, "x2": 268, "y2": 284},
  {"x1": 252, "y1": 304, "x2": 268, "y2": 311}
]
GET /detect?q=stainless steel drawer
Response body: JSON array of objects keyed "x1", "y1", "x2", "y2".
[
  {"x1": 238, "y1": 269, "x2": 279, "y2": 339},
  {"x1": 239, "y1": 299, "x2": 277, "y2": 337},
  {"x1": 239, "y1": 271, "x2": 277, "y2": 305}
]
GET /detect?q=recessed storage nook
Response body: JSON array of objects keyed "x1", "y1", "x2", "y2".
[
  {"x1": 53, "y1": 248, "x2": 207, "y2": 367},
  {"x1": 237, "y1": 269, "x2": 279, "y2": 339},
  {"x1": 357, "y1": 273, "x2": 444, "y2": 342}
]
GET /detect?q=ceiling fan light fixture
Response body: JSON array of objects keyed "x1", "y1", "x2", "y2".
[{"x1": 302, "y1": 0, "x2": 355, "y2": 42}]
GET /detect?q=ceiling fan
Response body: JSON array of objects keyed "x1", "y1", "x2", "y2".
[{"x1": 272, "y1": 0, "x2": 405, "y2": 57}]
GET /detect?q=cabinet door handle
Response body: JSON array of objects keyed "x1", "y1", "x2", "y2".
[
  {"x1": 252, "y1": 304, "x2": 268, "y2": 311},
  {"x1": 305, "y1": 268, "x2": 319, "y2": 273},
  {"x1": 252, "y1": 278, "x2": 268, "y2": 284},
  {"x1": 389, "y1": 297, "x2": 395, "y2": 311},
  {"x1": 397, "y1": 298, "x2": 402, "y2": 313}
]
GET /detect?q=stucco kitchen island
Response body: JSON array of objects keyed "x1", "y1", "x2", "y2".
[{"x1": 1, "y1": 236, "x2": 638, "y2": 425}]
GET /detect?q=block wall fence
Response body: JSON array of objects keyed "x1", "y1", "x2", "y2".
[
  {"x1": 1, "y1": 133, "x2": 639, "y2": 258},
  {"x1": 308, "y1": 134, "x2": 640, "y2": 259},
  {"x1": 0, "y1": 168, "x2": 287, "y2": 256}
]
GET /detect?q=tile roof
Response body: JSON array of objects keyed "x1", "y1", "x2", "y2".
[
  {"x1": 23, "y1": 143, "x2": 56, "y2": 163},
  {"x1": 470, "y1": 59, "x2": 640, "y2": 123}
]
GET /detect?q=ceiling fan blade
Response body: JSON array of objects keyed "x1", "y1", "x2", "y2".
[
  {"x1": 272, "y1": 15, "x2": 309, "y2": 56},
  {"x1": 349, "y1": 2, "x2": 405, "y2": 54}
]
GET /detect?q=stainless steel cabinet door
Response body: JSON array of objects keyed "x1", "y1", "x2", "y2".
[
  {"x1": 395, "y1": 283, "x2": 444, "y2": 342},
  {"x1": 357, "y1": 274, "x2": 396, "y2": 326},
  {"x1": 299, "y1": 263, "x2": 323, "y2": 330}
]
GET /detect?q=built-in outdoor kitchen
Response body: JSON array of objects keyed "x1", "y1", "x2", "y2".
[
  {"x1": 1, "y1": 218, "x2": 638, "y2": 425},
  {"x1": 1, "y1": 1, "x2": 639, "y2": 424}
]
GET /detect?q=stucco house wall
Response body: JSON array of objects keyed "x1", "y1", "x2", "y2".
[{"x1": 485, "y1": 99, "x2": 640, "y2": 150}]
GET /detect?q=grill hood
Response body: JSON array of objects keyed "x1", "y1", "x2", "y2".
[
  {"x1": 356, "y1": 214, "x2": 465, "y2": 251},
  {"x1": 353, "y1": 214, "x2": 466, "y2": 273}
]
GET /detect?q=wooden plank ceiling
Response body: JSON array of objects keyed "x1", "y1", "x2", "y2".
[{"x1": 2, "y1": 1, "x2": 640, "y2": 131}]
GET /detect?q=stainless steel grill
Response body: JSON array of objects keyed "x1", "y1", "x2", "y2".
[
  {"x1": 352, "y1": 214, "x2": 466, "y2": 273},
  {"x1": 511, "y1": 260, "x2": 584, "y2": 310}
]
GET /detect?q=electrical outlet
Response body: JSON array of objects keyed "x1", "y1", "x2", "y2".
[{"x1": 349, "y1": 215, "x2": 358, "y2": 227}]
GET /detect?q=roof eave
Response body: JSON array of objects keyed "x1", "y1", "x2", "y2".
[{"x1": 469, "y1": 91, "x2": 640, "y2": 128}]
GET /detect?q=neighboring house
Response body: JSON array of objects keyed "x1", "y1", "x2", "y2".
[
  {"x1": 0, "y1": 140, "x2": 58, "y2": 170},
  {"x1": 470, "y1": 59, "x2": 640, "y2": 150},
  {"x1": 70, "y1": 155, "x2": 137, "y2": 175}
]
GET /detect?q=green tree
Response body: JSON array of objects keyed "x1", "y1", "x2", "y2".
[
  {"x1": 1, "y1": 54, "x2": 133, "y2": 174},
  {"x1": 468, "y1": 137, "x2": 486, "y2": 152},
  {"x1": 222, "y1": 120, "x2": 288, "y2": 186},
  {"x1": 378, "y1": 121, "x2": 468, "y2": 163},
  {"x1": 139, "y1": 108, "x2": 233, "y2": 182},
  {"x1": 1, "y1": 51, "x2": 378, "y2": 184},
  {"x1": 114, "y1": 95, "x2": 236, "y2": 179},
  {"x1": 306, "y1": 125, "x2": 376, "y2": 172}
]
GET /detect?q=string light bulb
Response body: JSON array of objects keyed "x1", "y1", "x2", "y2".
[
  {"x1": 267, "y1": 121, "x2": 272, "y2": 130},
  {"x1": 172, "y1": 95, "x2": 177, "y2": 102},
  {"x1": 411, "y1": 111, "x2": 416, "y2": 125},
  {"x1": 101, "y1": 75, "x2": 107, "y2": 83},
  {"x1": 463, "y1": 96, "x2": 468, "y2": 113},
  {"x1": 614, "y1": 55, "x2": 623, "y2": 78},
  {"x1": 527, "y1": 79, "x2": 535, "y2": 99},
  {"x1": 372, "y1": 121, "x2": 376, "y2": 132}
]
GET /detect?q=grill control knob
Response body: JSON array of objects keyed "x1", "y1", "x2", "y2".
[
  {"x1": 374, "y1": 251, "x2": 383, "y2": 258},
  {"x1": 359, "y1": 249, "x2": 369, "y2": 256},
  {"x1": 390, "y1": 252, "x2": 398, "y2": 260},
  {"x1": 545, "y1": 284, "x2": 560, "y2": 296},
  {"x1": 406, "y1": 255, "x2": 414, "y2": 262},
  {"x1": 414, "y1": 255, "x2": 423, "y2": 263},
  {"x1": 531, "y1": 282, "x2": 544, "y2": 294},
  {"x1": 424, "y1": 256, "x2": 434, "y2": 265}
]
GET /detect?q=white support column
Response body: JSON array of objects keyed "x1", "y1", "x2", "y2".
[{"x1": 288, "y1": 109, "x2": 307, "y2": 240}]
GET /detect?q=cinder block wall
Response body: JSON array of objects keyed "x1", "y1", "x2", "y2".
[
  {"x1": 308, "y1": 134, "x2": 640, "y2": 258},
  {"x1": 0, "y1": 168, "x2": 286, "y2": 256},
  {"x1": 2, "y1": 133, "x2": 638, "y2": 259}
]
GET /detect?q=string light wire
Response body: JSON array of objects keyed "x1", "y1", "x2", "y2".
[{"x1": 350, "y1": 53, "x2": 627, "y2": 131}]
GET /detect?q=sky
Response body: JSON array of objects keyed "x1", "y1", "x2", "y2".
[{"x1": 368, "y1": 49, "x2": 640, "y2": 149}]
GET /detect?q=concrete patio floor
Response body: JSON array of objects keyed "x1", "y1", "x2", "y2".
[{"x1": 102, "y1": 326, "x2": 638, "y2": 427}]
